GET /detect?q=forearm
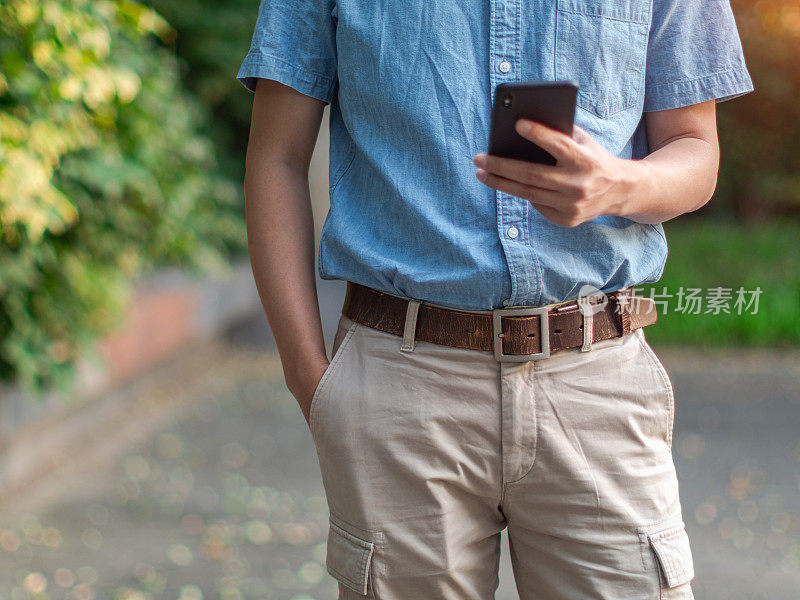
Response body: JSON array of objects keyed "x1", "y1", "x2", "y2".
[
  {"x1": 475, "y1": 103, "x2": 720, "y2": 229},
  {"x1": 245, "y1": 161, "x2": 326, "y2": 396},
  {"x1": 616, "y1": 136, "x2": 719, "y2": 225}
]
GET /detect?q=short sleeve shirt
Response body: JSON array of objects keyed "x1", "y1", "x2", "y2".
[{"x1": 238, "y1": 0, "x2": 754, "y2": 310}]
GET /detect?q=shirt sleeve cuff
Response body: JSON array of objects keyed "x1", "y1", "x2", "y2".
[
  {"x1": 236, "y1": 51, "x2": 337, "y2": 104},
  {"x1": 643, "y1": 67, "x2": 755, "y2": 112}
]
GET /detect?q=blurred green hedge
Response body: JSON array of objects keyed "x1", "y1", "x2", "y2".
[
  {"x1": 641, "y1": 220, "x2": 800, "y2": 347},
  {"x1": 0, "y1": 0, "x2": 244, "y2": 393},
  {"x1": 712, "y1": 0, "x2": 800, "y2": 220},
  {"x1": 142, "y1": 0, "x2": 256, "y2": 182}
]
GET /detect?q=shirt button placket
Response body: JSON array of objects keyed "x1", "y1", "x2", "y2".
[{"x1": 490, "y1": 0, "x2": 525, "y2": 305}]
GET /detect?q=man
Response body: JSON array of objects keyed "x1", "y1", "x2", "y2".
[{"x1": 238, "y1": 0, "x2": 753, "y2": 598}]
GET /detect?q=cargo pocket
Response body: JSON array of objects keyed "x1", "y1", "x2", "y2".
[
  {"x1": 326, "y1": 519, "x2": 377, "y2": 596},
  {"x1": 641, "y1": 518, "x2": 695, "y2": 599}
]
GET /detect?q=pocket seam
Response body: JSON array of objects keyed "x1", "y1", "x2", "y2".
[
  {"x1": 327, "y1": 519, "x2": 375, "y2": 595},
  {"x1": 557, "y1": 6, "x2": 648, "y2": 24},
  {"x1": 330, "y1": 512, "x2": 385, "y2": 542},
  {"x1": 555, "y1": 1, "x2": 649, "y2": 118},
  {"x1": 635, "y1": 329, "x2": 675, "y2": 449},
  {"x1": 641, "y1": 519, "x2": 695, "y2": 593},
  {"x1": 309, "y1": 320, "x2": 360, "y2": 436},
  {"x1": 635, "y1": 512, "x2": 683, "y2": 570}
]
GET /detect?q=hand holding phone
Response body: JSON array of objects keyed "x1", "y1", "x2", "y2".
[
  {"x1": 487, "y1": 81, "x2": 579, "y2": 165},
  {"x1": 478, "y1": 80, "x2": 635, "y2": 229}
]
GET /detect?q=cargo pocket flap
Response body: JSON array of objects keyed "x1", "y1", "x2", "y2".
[
  {"x1": 326, "y1": 520, "x2": 374, "y2": 595},
  {"x1": 648, "y1": 521, "x2": 694, "y2": 588}
]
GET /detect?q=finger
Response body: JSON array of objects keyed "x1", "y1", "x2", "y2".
[
  {"x1": 570, "y1": 124, "x2": 603, "y2": 153},
  {"x1": 530, "y1": 202, "x2": 576, "y2": 227},
  {"x1": 476, "y1": 169, "x2": 580, "y2": 226},
  {"x1": 515, "y1": 119, "x2": 582, "y2": 164},
  {"x1": 476, "y1": 169, "x2": 561, "y2": 208},
  {"x1": 473, "y1": 153, "x2": 569, "y2": 191},
  {"x1": 571, "y1": 124, "x2": 591, "y2": 144}
]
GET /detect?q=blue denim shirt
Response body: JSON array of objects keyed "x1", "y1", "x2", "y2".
[{"x1": 238, "y1": 0, "x2": 753, "y2": 310}]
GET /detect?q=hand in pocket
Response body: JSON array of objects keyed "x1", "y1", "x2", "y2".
[{"x1": 290, "y1": 357, "x2": 331, "y2": 427}]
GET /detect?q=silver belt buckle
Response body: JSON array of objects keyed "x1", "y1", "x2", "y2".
[{"x1": 492, "y1": 306, "x2": 550, "y2": 362}]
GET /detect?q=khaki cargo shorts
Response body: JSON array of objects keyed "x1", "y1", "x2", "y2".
[{"x1": 308, "y1": 312, "x2": 695, "y2": 599}]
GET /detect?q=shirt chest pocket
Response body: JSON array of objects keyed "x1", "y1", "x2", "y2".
[{"x1": 555, "y1": 0, "x2": 650, "y2": 118}]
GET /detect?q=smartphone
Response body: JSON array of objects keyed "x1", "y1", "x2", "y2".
[{"x1": 487, "y1": 81, "x2": 579, "y2": 165}]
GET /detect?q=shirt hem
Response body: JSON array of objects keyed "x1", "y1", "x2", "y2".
[
  {"x1": 236, "y1": 51, "x2": 336, "y2": 104},
  {"x1": 643, "y1": 67, "x2": 754, "y2": 112}
]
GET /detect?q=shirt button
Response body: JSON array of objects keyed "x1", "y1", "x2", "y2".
[
  {"x1": 506, "y1": 226, "x2": 519, "y2": 239},
  {"x1": 498, "y1": 61, "x2": 512, "y2": 73}
]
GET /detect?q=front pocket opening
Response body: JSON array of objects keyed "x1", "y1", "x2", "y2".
[
  {"x1": 308, "y1": 320, "x2": 360, "y2": 436},
  {"x1": 636, "y1": 331, "x2": 676, "y2": 449},
  {"x1": 326, "y1": 520, "x2": 375, "y2": 596},
  {"x1": 648, "y1": 521, "x2": 695, "y2": 590}
]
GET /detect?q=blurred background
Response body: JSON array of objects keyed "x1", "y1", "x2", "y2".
[{"x1": 0, "y1": 0, "x2": 798, "y2": 598}]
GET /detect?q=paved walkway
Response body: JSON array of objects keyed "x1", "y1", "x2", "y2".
[{"x1": 0, "y1": 279, "x2": 798, "y2": 599}]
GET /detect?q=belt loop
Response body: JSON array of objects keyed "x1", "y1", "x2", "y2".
[
  {"x1": 400, "y1": 299, "x2": 421, "y2": 353},
  {"x1": 577, "y1": 296, "x2": 593, "y2": 352}
]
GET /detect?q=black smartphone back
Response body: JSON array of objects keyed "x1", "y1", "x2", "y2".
[{"x1": 488, "y1": 81, "x2": 579, "y2": 165}]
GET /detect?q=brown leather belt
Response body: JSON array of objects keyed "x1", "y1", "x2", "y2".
[{"x1": 341, "y1": 281, "x2": 657, "y2": 361}]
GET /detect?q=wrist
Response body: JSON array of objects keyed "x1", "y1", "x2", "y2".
[
  {"x1": 284, "y1": 348, "x2": 329, "y2": 394},
  {"x1": 610, "y1": 158, "x2": 655, "y2": 221}
]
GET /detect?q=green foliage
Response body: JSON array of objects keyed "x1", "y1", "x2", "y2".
[
  {"x1": 0, "y1": 0, "x2": 245, "y2": 393},
  {"x1": 712, "y1": 0, "x2": 800, "y2": 220},
  {"x1": 641, "y1": 220, "x2": 800, "y2": 347},
  {"x1": 142, "y1": 0, "x2": 257, "y2": 181}
]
